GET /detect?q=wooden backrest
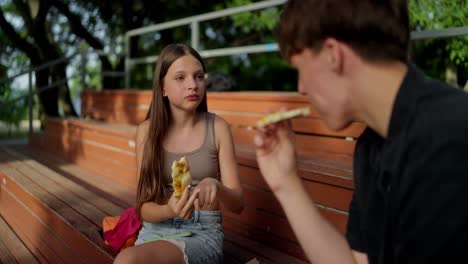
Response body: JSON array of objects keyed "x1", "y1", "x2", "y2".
[
  {"x1": 207, "y1": 92, "x2": 365, "y2": 161},
  {"x1": 80, "y1": 90, "x2": 365, "y2": 259},
  {"x1": 81, "y1": 90, "x2": 152, "y2": 125}
]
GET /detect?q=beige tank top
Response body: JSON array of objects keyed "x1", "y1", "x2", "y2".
[{"x1": 163, "y1": 112, "x2": 220, "y2": 189}]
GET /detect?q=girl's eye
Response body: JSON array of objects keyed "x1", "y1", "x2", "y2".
[
  {"x1": 196, "y1": 75, "x2": 205, "y2": 81},
  {"x1": 175, "y1": 76, "x2": 184, "y2": 81}
]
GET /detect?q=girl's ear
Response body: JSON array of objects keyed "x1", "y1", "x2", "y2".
[{"x1": 163, "y1": 90, "x2": 167, "y2": 97}]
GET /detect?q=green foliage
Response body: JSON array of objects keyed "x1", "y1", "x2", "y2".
[
  {"x1": 226, "y1": 0, "x2": 279, "y2": 33},
  {"x1": 0, "y1": 84, "x2": 28, "y2": 130},
  {"x1": 409, "y1": 0, "x2": 468, "y2": 86}
]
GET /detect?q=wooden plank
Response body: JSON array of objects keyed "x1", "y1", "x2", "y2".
[
  {"x1": 214, "y1": 111, "x2": 364, "y2": 138},
  {"x1": 81, "y1": 90, "x2": 152, "y2": 104},
  {"x1": 0, "y1": 178, "x2": 81, "y2": 263},
  {"x1": 224, "y1": 240, "x2": 268, "y2": 264},
  {"x1": 209, "y1": 100, "x2": 320, "y2": 118},
  {"x1": 39, "y1": 137, "x2": 137, "y2": 189},
  {"x1": 223, "y1": 199, "x2": 348, "y2": 242},
  {"x1": 20, "y1": 144, "x2": 135, "y2": 208},
  {"x1": 238, "y1": 165, "x2": 352, "y2": 211},
  {"x1": 66, "y1": 125, "x2": 136, "y2": 153},
  {"x1": 223, "y1": 218, "x2": 307, "y2": 261},
  {"x1": 231, "y1": 127, "x2": 356, "y2": 156},
  {"x1": 0, "y1": 216, "x2": 38, "y2": 263},
  {"x1": 2, "y1": 147, "x2": 125, "y2": 219},
  {"x1": 0, "y1": 155, "x2": 115, "y2": 263},
  {"x1": 224, "y1": 230, "x2": 308, "y2": 264},
  {"x1": 0, "y1": 239, "x2": 17, "y2": 264},
  {"x1": 223, "y1": 206, "x2": 298, "y2": 242},
  {"x1": 45, "y1": 122, "x2": 136, "y2": 156},
  {"x1": 235, "y1": 147, "x2": 354, "y2": 188},
  {"x1": 46, "y1": 117, "x2": 136, "y2": 139},
  {"x1": 80, "y1": 110, "x2": 147, "y2": 125},
  {"x1": 58, "y1": 133, "x2": 137, "y2": 172}
]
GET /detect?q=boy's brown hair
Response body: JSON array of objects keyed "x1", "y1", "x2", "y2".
[{"x1": 275, "y1": 0, "x2": 410, "y2": 63}]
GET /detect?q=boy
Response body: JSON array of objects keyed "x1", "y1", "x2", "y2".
[{"x1": 254, "y1": 1, "x2": 468, "y2": 263}]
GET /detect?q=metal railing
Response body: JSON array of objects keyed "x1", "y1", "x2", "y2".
[
  {"x1": 1, "y1": 0, "x2": 468, "y2": 140},
  {"x1": 124, "y1": 0, "x2": 286, "y2": 88},
  {"x1": 124, "y1": 0, "x2": 468, "y2": 89},
  {"x1": 0, "y1": 46, "x2": 124, "y2": 137}
]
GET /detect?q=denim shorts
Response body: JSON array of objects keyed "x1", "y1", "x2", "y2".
[{"x1": 135, "y1": 211, "x2": 223, "y2": 264}]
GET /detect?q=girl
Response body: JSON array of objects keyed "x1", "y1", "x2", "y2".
[{"x1": 114, "y1": 44, "x2": 244, "y2": 264}]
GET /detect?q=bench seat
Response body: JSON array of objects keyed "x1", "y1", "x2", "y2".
[{"x1": 0, "y1": 144, "x2": 307, "y2": 263}]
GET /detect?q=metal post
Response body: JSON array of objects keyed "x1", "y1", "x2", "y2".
[
  {"x1": 28, "y1": 69, "x2": 33, "y2": 136},
  {"x1": 191, "y1": 21, "x2": 200, "y2": 50},
  {"x1": 125, "y1": 34, "x2": 131, "y2": 89},
  {"x1": 81, "y1": 47, "x2": 87, "y2": 90}
]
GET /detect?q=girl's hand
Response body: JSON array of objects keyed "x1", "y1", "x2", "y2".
[
  {"x1": 254, "y1": 115, "x2": 299, "y2": 194},
  {"x1": 168, "y1": 186, "x2": 200, "y2": 219},
  {"x1": 195, "y1": 178, "x2": 220, "y2": 208}
]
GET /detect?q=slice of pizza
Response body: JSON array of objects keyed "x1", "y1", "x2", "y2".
[
  {"x1": 171, "y1": 156, "x2": 192, "y2": 198},
  {"x1": 256, "y1": 107, "x2": 311, "y2": 128}
]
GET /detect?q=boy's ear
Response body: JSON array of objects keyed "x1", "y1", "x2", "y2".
[{"x1": 323, "y1": 38, "x2": 344, "y2": 74}]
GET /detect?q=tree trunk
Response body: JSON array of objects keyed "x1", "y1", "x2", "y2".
[
  {"x1": 52, "y1": 63, "x2": 78, "y2": 116},
  {"x1": 35, "y1": 67, "x2": 59, "y2": 117}
]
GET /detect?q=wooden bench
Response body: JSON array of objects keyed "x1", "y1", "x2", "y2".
[
  {"x1": 79, "y1": 90, "x2": 366, "y2": 260},
  {"x1": 0, "y1": 214, "x2": 37, "y2": 263},
  {"x1": 0, "y1": 143, "x2": 307, "y2": 263}
]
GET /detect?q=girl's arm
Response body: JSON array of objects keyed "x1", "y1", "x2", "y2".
[
  {"x1": 141, "y1": 188, "x2": 200, "y2": 222},
  {"x1": 213, "y1": 116, "x2": 244, "y2": 213}
]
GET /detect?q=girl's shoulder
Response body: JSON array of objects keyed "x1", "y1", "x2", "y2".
[
  {"x1": 206, "y1": 112, "x2": 229, "y2": 131},
  {"x1": 210, "y1": 112, "x2": 232, "y2": 147},
  {"x1": 136, "y1": 120, "x2": 150, "y2": 144}
]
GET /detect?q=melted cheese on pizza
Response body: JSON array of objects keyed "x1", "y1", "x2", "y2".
[
  {"x1": 171, "y1": 156, "x2": 192, "y2": 198},
  {"x1": 256, "y1": 107, "x2": 311, "y2": 127}
]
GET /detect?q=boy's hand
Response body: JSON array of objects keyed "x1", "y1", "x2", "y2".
[{"x1": 254, "y1": 110, "x2": 299, "y2": 194}]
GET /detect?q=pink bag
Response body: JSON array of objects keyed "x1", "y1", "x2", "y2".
[{"x1": 103, "y1": 207, "x2": 142, "y2": 252}]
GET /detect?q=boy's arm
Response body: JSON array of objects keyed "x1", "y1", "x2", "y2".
[{"x1": 254, "y1": 121, "x2": 364, "y2": 264}]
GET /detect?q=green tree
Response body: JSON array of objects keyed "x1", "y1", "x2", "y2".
[
  {"x1": 0, "y1": 0, "x2": 77, "y2": 117},
  {"x1": 409, "y1": 0, "x2": 468, "y2": 88}
]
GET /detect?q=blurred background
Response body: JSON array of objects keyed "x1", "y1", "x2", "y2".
[{"x1": 0, "y1": 0, "x2": 467, "y2": 139}]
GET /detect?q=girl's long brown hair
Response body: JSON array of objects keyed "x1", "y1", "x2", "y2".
[{"x1": 136, "y1": 44, "x2": 207, "y2": 217}]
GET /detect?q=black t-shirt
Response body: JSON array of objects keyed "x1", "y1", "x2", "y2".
[{"x1": 346, "y1": 64, "x2": 468, "y2": 263}]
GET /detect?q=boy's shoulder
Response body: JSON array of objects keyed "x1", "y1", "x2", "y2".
[{"x1": 410, "y1": 79, "x2": 468, "y2": 143}]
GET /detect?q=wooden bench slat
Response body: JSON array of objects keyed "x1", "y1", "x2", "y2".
[
  {"x1": 0, "y1": 176, "x2": 84, "y2": 263},
  {"x1": 37, "y1": 134, "x2": 137, "y2": 189},
  {"x1": 214, "y1": 111, "x2": 364, "y2": 138},
  {"x1": 238, "y1": 164, "x2": 352, "y2": 211},
  {"x1": 224, "y1": 230, "x2": 308, "y2": 264},
  {"x1": 17, "y1": 144, "x2": 135, "y2": 208},
  {"x1": 208, "y1": 99, "x2": 320, "y2": 118},
  {"x1": 235, "y1": 145, "x2": 353, "y2": 186},
  {"x1": 3, "y1": 147, "x2": 126, "y2": 218},
  {"x1": 0, "y1": 216, "x2": 38, "y2": 264},
  {"x1": 231, "y1": 127, "x2": 356, "y2": 156},
  {"x1": 223, "y1": 199, "x2": 347, "y2": 242},
  {"x1": 223, "y1": 218, "x2": 307, "y2": 261},
  {"x1": 0, "y1": 150, "x2": 115, "y2": 263},
  {"x1": 46, "y1": 117, "x2": 136, "y2": 139},
  {"x1": 0, "y1": 239, "x2": 17, "y2": 264},
  {"x1": 223, "y1": 240, "x2": 269, "y2": 264}
]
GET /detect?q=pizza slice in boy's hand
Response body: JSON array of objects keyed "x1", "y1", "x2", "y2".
[
  {"x1": 256, "y1": 107, "x2": 311, "y2": 128},
  {"x1": 171, "y1": 156, "x2": 192, "y2": 198}
]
